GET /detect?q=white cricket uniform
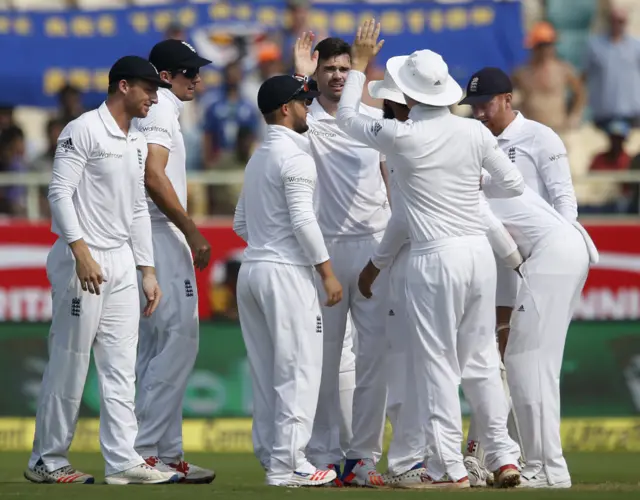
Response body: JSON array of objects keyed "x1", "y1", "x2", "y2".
[
  {"x1": 486, "y1": 187, "x2": 594, "y2": 485},
  {"x1": 233, "y1": 125, "x2": 330, "y2": 485},
  {"x1": 305, "y1": 99, "x2": 391, "y2": 466},
  {"x1": 336, "y1": 70, "x2": 524, "y2": 481},
  {"x1": 29, "y1": 103, "x2": 153, "y2": 476},
  {"x1": 132, "y1": 88, "x2": 197, "y2": 462},
  {"x1": 370, "y1": 158, "x2": 425, "y2": 476}
]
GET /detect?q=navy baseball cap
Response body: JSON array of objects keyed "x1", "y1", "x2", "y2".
[
  {"x1": 459, "y1": 67, "x2": 513, "y2": 105},
  {"x1": 109, "y1": 55, "x2": 172, "y2": 89},
  {"x1": 257, "y1": 75, "x2": 320, "y2": 115},
  {"x1": 149, "y1": 39, "x2": 212, "y2": 72}
]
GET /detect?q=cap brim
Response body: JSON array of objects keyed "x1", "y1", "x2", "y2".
[
  {"x1": 386, "y1": 56, "x2": 463, "y2": 107},
  {"x1": 458, "y1": 93, "x2": 495, "y2": 105},
  {"x1": 183, "y1": 55, "x2": 213, "y2": 69},
  {"x1": 143, "y1": 76, "x2": 172, "y2": 89},
  {"x1": 368, "y1": 80, "x2": 406, "y2": 105},
  {"x1": 294, "y1": 89, "x2": 321, "y2": 101}
]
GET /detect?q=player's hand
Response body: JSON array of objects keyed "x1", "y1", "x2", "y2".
[
  {"x1": 358, "y1": 259, "x2": 380, "y2": 299},
  {"x1": 186, "y1": 228, "x2": 211, "y2": 271},
  {"x1": 293, "y1": 31, "x2": 319, "y2": 77},
  {"x1": 75, "y1": 253, "x2": 106, "y2": 295},
  {"x1": 352, "y1": 19, "x2": 385, "y2": 73},
  {"x1": 323, "y1": 275, "x2": 343, "y2": 307},
  {"x1": 141, "y1": 271, "x2": 162, "y2": 317}
]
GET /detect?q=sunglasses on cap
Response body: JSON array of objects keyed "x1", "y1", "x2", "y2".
[
  {"x1": 285, "y1": 81, "x2": 312, "y2": 105},
  {"x1": 172, "y1": 67, "x2": 199, "y2": 79}
]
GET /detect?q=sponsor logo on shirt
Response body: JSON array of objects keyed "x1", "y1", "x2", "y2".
[
  {"x1": 95, "y1": 149, "x2": 123, "y2": 159},
  {"x1": 139, "y1": 125, "x2": 169, "y2": 135},
  {"x1": 308, "y1": 128, "x2": 336, "y2": 138},
  {"x1": 57, "y1": 137, "x2": 74, "y2": 153},
  {"x1": 285, "y1": 176, "x2": 314, "y2": 186},
  {"x1": 548, "y1": 153, "x2": 568, "y2": 162}
]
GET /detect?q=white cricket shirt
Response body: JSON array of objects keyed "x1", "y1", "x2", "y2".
[
  {"x1": 233, "y1": 125, "x2": 329, "y2": 267},
  {"x1": 486, "y1": 185, "x2": 567, "y2": 259},
  {"x1": 133, "y1": 87, "x2": 187, "y2": 231},
  {"x1": 48, "y1": 102, "x2": 153, "y2": 267},
  {"x1": 497, "y1": 111, "x2": 577, "y2": 221},
  {"x1": 307, "y1": 99, "x2": 390, "y2": 239},
  {"x1": 336, "y1": 71, "x2": 525, "y2": 249}
]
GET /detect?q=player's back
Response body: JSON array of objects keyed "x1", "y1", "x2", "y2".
[
  {"x1": 241, "y1": 126, "x2": 314, "y2": 267},
  {"x1": 389, "y1": 109, "x2": 492, "y2": 245},
  {"x1": 487, "y1": 186, "x2": 566, "y2": 258}
]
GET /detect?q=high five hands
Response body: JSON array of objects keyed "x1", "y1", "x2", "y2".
[
  {"x1": 294, "y1": 31, "x2": 319, "y2": 78},
  {"x1": 351, "y1": 18, "x2": 385, "y2": 73}
]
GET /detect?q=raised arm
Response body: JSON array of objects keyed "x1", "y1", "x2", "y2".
[{"x1": 480, "y1": 125, "x2": 525, "y2": 198}]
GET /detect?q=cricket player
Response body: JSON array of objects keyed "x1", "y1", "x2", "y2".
[
  {"x1": 483, "y1": 186, "x2": 597, "y2": 488},
  {"x1": 459, "y1": 66, "x2": 578, "y2": 485},
  {"x1": 293, "y1": 32, "x2": 391, "y2": 486},
  {"x1": 233, "y1": 74, "x2": 342, "y2": 487},
  {"x1": 132, "y1": 39, "x2": 215, "y2": 484},
  {"x1": 25, "y1": 56, "x2": 179, "y2": 485},
  {"x1": 336, "y1": 20, "x2": 525, "y2": 489}
]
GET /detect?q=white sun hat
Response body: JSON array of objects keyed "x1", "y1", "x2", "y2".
[
  {"x1": 386, "y1": 49, "x2": 463, "y2": 107},
  {"x1": 368, "y1": 70, "x2": 406, "y2": 105}
]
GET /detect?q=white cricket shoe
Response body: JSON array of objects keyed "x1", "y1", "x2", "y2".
[
  {"x1": 166, "y1": 460, "x2": 216, "y2": 484},
  {"x1": 144, "y1": 457, "x2": 185, "y2": 481},
  {"x1": 383, "y1": 465, "x2": 428, "y2": 489},
  {"x1": 24, "y1": 459, "x2": 94, "y2": 484},
  {"x1": 518, "y1": 471, "x2": 571, "y2": 489},
  {"x1": 104, "y1": 463, "x2": 180, "y2": 485},
  {"x1": 342, "y1": 459, "x2": 386, "y2": 487},
  {"x1": 281, "y1": 468, "x2": 337, "y2": 487},
  {"x1": 464, "y1": 455, "x2": 493, "y2": 487}
]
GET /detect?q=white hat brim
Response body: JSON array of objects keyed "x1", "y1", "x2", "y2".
[
  {"x1": 386, "y1": 55, "x2": 463, "y2": 107},
  {"x1": 368, "y1": 80, "x2": 406, "y2": 105}
]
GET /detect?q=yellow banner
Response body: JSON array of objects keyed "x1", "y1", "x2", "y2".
[{"x1": 2, "y1": 418, "x2": 640, "y2": 453}]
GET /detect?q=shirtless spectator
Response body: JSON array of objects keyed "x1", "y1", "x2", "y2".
[{"x1": 512, "y1": 21, "x2": 586, "y2": 133}]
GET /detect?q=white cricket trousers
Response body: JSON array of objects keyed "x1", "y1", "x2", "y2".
[
  {"x1": 29, "y1": 240, "x2": 144, "y2": 476},
  {"x1": 135, "y1": 226, "x2": 199, "y2": 462},
  {"x1": 308, "y1": 234, "x2": 389, "y2": 465},
  {"x1": 385, "y1": 243, "x2": 426, "y2": 475},
  {"x1": 505, "y1": 225, "x2": 589, "y2": 485},
  {"x1": 237, "y1": 261, "x2": 323, "y2": 485},
  {"x1": 407, "y1": 236, "x2": 520, "y2": 481}
]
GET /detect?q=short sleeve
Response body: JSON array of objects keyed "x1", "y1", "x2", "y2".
[{"x1": 136, "y1": 101, "x2": 173, "y2": 150}]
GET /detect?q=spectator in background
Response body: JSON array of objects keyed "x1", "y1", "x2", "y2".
[
  {"x1": 202, "y1": 59, "x2": 258, "y2": 165},
  {"x1": 30, "y1": 117, "x2": 67, "y2": 218},
  {"x1": 584, "y1": 6, "x2": 640, "y2": 131},
  {"x1": 0, "y1": 125, "x2": 27, "y2": 216},
  {"x1": 243, "y1": 41, "x2": 284, "y2": 110},
  {"x1": 587, "y1": 120, "x2": 632, "y2": 213},
  {"x1": 278, "y1": 0, "x2": 328, "y2": 74},
  {"x1": 57, "y1": 84, "x2": 84, "y2": 123},
  {"x1": 0, "y1": 106, "x2": 14, "y2": 132},
  {"x1": 512, "y1": 21, "x2": 586, "y2": 133},
  {"x1": 165, "y1": 22, "x2": 186, "y2": 41},
  {"x1": 208, "y1": 126, "x2": 256, "y2": 215}
]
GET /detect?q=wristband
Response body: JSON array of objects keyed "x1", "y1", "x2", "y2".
[{"x1": 293, "y1": 73, "x2": 309, "y2": 83}]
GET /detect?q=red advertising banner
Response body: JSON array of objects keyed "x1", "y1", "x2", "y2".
[{"x1": 0, "y1": 219, "x2": 639, "y2": 321}]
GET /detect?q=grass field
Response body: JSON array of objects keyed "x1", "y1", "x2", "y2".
[{"x1": 0, "y1": 452, "x2": 638, "y2": 499}]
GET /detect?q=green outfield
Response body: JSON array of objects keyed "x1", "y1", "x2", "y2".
[{"x1": 0, "y1": 452, "x2": 638, "y2": 499}]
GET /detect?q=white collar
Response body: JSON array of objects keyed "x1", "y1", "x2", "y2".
[
  {"x1": 266, "y1": 124, "x2": 311, "y2": 153},
  {"x1": 498, "y1": 111, "x2": 526, "y2": 141},
  {"x1": 159, "y1": 88, "x2": 184, "y2": 117},
  {"x1": 309, "y1": 98, "x2": 335, "y2": 122},
  {"x1": 98, "y1": 102, "x2": 127, "y2": 139}
]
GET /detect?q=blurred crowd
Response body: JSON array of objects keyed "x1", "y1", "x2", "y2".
[{"x1": 2, "y1": 0, "x2": 640, "y2": 218}]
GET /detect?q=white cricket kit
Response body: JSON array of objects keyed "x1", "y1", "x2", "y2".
[
  {"x1": 337, "y1": 70, "x2": 524, "y2": 481},
  {"x1": 233, "y1": 125, "x2": 330, "y2": 485},
  {"x1": 486, "y1": 187, "x2": 593, "y2": 485},
  {"x1": 305, "y1": 98, "x2": 391, "y2": 466},
  {"x1": 29, "y1": 103, "x2": 153, "y2": 476},
  {"x1": 132, "y1": 88, "x2": 198, "y2": 463},
  {"x1": 497, "y1": 112, "x2": 577, "y2": 221},
  {"x1": 370, "y1": 159, "x2": 425, "y2": 476}
]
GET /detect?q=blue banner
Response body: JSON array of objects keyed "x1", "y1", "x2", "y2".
[{"x1": 0, "y1": 1, "x2": 525, "y2": 108}]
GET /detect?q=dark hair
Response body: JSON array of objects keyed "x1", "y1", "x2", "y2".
[
  {"x1": 314, "y1": 37, "x2": 351, "y2": 63},
  {"x1": 383, "y1": 100, "x2": 395, "y2": 120},
  {"x1": 107, "y1": 78, "x2": 143, "y2": 95}
]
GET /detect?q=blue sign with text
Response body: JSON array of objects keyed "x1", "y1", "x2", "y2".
[{"x1": 0, "y1": 1, "x2": 525, "y2": 108}]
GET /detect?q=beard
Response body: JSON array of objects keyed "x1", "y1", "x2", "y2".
[
  {"x1": 293, "y1": 116, "x2": 309, "y2": 134},
  {"x1": 383, "y1": 100, "x2": 395, "y2": 119}
]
